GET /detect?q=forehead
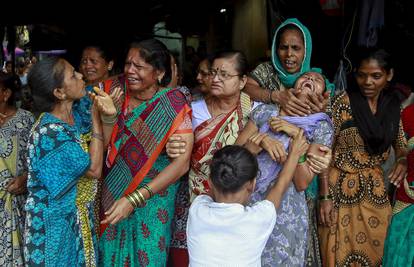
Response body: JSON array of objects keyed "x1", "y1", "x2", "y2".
[
  {"x1": 61, "y1": 60, "x2": 74, "y2": 74},
  {"x1": 127, "y1": 48, "x2": 144, "y2": 61},
  {"x1": 279, "y1": 28, "x2": 303, "y2": 43},
  {"x1": 306, "y1": 72, "x2": 323, "y2": 80},
  {"x1": 82, "y1": 47, "x2": 103, "y2": 58},
  {"x1": 212, "y1": 57, "x2": 236, "y2": 70},
  {"x1": 199, "y1": 59, "x2": 210, "y2": 70},
  {"x1": 358, "y1": 59, "x2": 386, "y2": 73}
]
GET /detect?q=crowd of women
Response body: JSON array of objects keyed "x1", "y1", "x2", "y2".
[{"x1": 0, "y1": 17, "x2": 413, "y2": 267}]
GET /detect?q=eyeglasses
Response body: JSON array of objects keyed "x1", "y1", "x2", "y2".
[{"x1": 209, "y1": 70, "x2": 240, "y2": 81}]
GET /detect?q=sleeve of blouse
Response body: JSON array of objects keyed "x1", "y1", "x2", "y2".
[
  {"x1": 250, "y1": 104, "x2": 279, "y2": 129},
  {"x1": 250, "y1": 62, "x2": 270, "y2": 88},
  {"x1": 312, "y1": 119, "x2": 334, "y2": 147},
  {"x1": 34, "y1": 124, "x2": 90, "y2": 200}
]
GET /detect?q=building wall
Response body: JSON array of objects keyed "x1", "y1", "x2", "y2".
[{"x1": 232, "y1": 0, "x2": 269, "y2": 69}]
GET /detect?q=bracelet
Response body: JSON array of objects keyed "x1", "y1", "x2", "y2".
[
  {"x1": 397, "y1": 156, "x2": 407, "y2": 163},
  {"x1": 101, "y1": 114, "x2": 117, "y2": 124},
  {"x1": 127, "y1": 189, "x2": 147, "y2": 208},
  {"x1": 126, "y1": 194, "x2": 138, "y2": 208},
  {"x1": 92, "y1": 132, "x2": 104, "y2": 141},
  {"x1": 136, "y1": 190, "x2": 146, "y2": 206},
  {"x1": 130, "y1": 192, "x2": 142, "y2": 207},
  {"x1": 298, "y1": 154, "x2": 307, "y2": 164},
  {"x1": 141, "y1": 184, "x2": 154, "y2": 198},
  {"x1": 319, "y1": 194, "x2": 332, "y2": 201}
]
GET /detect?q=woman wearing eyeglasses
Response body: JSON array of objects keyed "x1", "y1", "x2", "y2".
[
  {"x1": 187, "y1": 51, "x2": 260, "y2": 202},
  {"x1": 167, "y1": 51, "x2": 258, "y2": 266}
]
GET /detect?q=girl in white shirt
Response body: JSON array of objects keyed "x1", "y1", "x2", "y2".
[{"x1": 187, "y1": 130, "x2": 308, "y2": 267}]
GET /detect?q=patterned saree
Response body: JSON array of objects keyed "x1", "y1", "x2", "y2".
[
  {"x1": 188, "y1": 92, "x2": 251, "y2": 201},
  {"x1": 99, "y1": 84, "x2": 191, "y2": 267}
]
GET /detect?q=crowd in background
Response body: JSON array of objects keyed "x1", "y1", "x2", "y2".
[{"x1": 1, "y1": 17, "x2": 414, "y2": 267}]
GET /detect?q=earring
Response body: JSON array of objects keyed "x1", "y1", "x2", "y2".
[
  {"x1": 158, "y1": 77, "x2": 162, "y2": 84},
  {"x1": 108, "y1": 67, "x2": 112, "y2": 71}
]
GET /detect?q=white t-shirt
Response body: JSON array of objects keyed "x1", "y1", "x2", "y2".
[{"x1": 187, "y1": 195, "x2": 277, "y2": 267}]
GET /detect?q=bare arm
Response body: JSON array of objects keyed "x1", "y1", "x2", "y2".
[
  {"x1": 144, "y1": 132, "x2": 194, "y2": 195},
  {"x1": 85, "y1": 102, "x2": 104, "y2": 179},
  {"x1": 235, "y1": 120, "x2": 262, "y2": 154},
  {"x1": 292, "y1": 144, "x2": 331, "y2": 192},
  {"x1": 89, "y1": 86, "x2": 122, "y2": 148},
  {"x1": 266, "y1": 130, "x2": 308, "y2": 209},
  {"x1": 243, "y1": 77, "x2": 273, "y2": 103}
]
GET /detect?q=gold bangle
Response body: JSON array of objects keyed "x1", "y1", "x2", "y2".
[
  {"x1": 126, "y1": 194, "x2": 138, "y2": 208},
  {"x1": 136, "y1": 190, "x2": 146, "y2": 206},
  {"x1": 141, "y1": 184, "x2": 154, "y2": 198},
  {"x1": 132, "y1": 191, "x2": 144, "y2": 207},
  {"x1": 130, "y1": 192, "x2": 142, "y2": 207}
]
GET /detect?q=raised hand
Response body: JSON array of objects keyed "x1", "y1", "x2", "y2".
[
  {"x1": 244, "y1": 132, "x2": 266, "y2": 155},
  {"x1": 278, "y1": 89, "x2": 310, "y2": 116},
  {"x1": 289, "y1": 129, "x2": 309, "y2": 157},
  {"x1": 308, "y1": 91, "x2": 329, "y2": 113},
  {"x1": 260, "y1": 135, "x2": 287, "y2": 163},
  {"x1": 89, "y1": 86, "x2": 121, "y2": 117},
  {"x1": 269, "y1": 116, "x2": 300, "y2": 137},
  {"x1": 307, "y1": 146, "x2": 332, "y2": 174}
]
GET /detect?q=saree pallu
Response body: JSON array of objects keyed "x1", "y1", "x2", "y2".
[
  {"x1": 383, "y1": 192, "x2": 414, "y2": 266},
  {"x1": 188, "y1": 92, "x2": 251, "y2": 201},
  {"x1": 99, "y1": 87, "x2": 191, "y2": 267}
]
